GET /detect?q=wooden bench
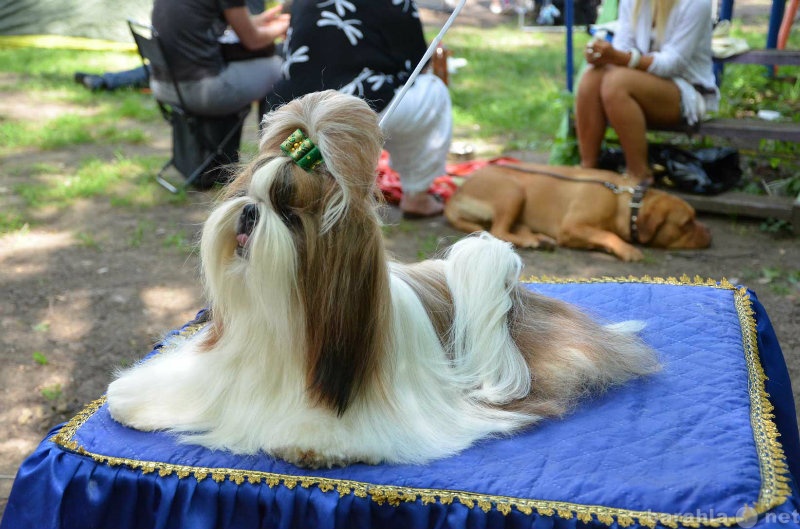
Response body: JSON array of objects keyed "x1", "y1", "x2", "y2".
[
  {"x1": 655, "y1": 48, "x2": 800, "y2": 226},
  {"x1": 694, "y1": 118, "x2": 800, "y2": 143},
  {"x1": 691, "y1": 49, "x2": 800, "y2": 143},
  {"x1": 719, "y1": 48, "x2": 800, "y2": 66},
  {"x1": 673, "y1": 190, "x2": 800, "y2": 229}
]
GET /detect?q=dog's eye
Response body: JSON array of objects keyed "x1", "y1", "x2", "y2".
[
  {"x1": 269, "y1": 176, "x2": 301, "y2": 228},
  {"x1": 278, "y1": 206, "x2": 299, "y2": 227}
]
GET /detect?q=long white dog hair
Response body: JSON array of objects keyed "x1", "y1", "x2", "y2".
[{"x1": 107, "y1": 90, "x2": 660, "y2": 468}]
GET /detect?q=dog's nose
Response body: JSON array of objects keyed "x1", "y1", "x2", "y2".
[
  {"x1": 236, "y1": 204, "x2": 260, "y2": 250},
  {"x1": 242, "y1": 204, "x2": 258, "y2": 231},
  {"x1": 239, "y1": 204, "x2": 259, "y2": 235}
]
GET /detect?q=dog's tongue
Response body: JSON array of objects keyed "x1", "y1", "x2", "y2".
[{"x1": 236, "y1": 233, "x2": 249, "y2": 247}]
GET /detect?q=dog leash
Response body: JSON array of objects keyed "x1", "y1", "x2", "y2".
[
  {"x1": 379, "y1": 0, "x2": 467, "y2": 128},
  {"x1": 498, "y1": 164, "x2": 650, "y2": 244}
]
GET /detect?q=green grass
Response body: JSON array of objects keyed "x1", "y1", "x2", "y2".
[
  {"x1": 435, "y1": 25, "x2": 574, "y2": 150},
  {"x1": 128, "y1": 219, "x2": 156, "y2": 248},
  {"x1": 0, "y1": 46, "x2": 192, "y2": 235},
  {"x1": 741, "y1": 266, "x2": 800, "y2": 295},
  {"x1": 0, "y1": 47, "x2": 158, "y2": 156},
  {"x1": 415, "y1": 232, "x2": 444, "y2": 260},
  {"x1": 162, "y1": 229, "x2": 196, "y2": 255},
  {"x1": 0, "y1": 101, "x2": 154, "y2": 151},
  {"x1": 16, "y1": 156, "x2": 156, "y2": 206},
  {"x1": 0, "y1": 47, "x2": 140, "y2": 87},
  {"x1": 75, "y1": 231, "x2": 101, "y2": 250},
  {"x1": 32, "y1": 352, "x2": 49, "y2": 366},
  {"x1": 0, "y1": 212, "x2": 27, "y2": 233},
  {"x1": 40, "y1": 384, "x2": 63, "y2": 402},
  {"x1": 31, "y1": 321, "x2": 50, "y2": 333}
]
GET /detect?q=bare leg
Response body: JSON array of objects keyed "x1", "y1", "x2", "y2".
[
  {"x1": 574, "y1": 66, "x2": 609, "y2": 169},
  {"x1": 600, "y1": 67, "x2": 683, "y2": 182}
]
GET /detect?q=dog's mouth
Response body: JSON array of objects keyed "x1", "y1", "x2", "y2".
[{"x1": 235, "y1": 203, "x2": 259, "y2": 256}]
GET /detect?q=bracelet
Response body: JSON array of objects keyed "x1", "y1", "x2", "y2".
[{"x1": 627, "y1": 48, "x2": 642, "y2": 69}]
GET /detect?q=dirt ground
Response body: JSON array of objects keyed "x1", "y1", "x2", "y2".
[{"x1": 1, "y1": 0, "x2": 797, "y2": 516}]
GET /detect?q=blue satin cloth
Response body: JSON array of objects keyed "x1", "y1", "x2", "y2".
[{"x1": 3, "y1": 278, "x2": 800, "y2": 529}]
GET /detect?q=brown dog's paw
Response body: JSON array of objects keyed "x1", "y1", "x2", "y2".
[
  {"x1": 534, "y1": 236, "x2": 557, "y2": 252},
  {"x1": 617, "y1": 246, "x2": 644, "y2": 262},
  {"x1": 520, "y1": 235, "x2": 557, "y2": 252}
]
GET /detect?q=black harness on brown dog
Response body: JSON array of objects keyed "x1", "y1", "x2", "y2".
[{"x1": 498, "y1": 164, "x2": 651, "y2": 244}]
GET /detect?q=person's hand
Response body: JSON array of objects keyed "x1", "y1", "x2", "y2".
[
  {"x1": 584, "y1": 39, "x2": 614, "y2": 66},
  {"x1": 254, "y1": 5, "x2": 290, "y2": 39},
  {"x1": 267, "y1": 13, "x2": 291, "y2": 40},
  {"x1": 253, "y1": 4, "x2": 283, "y2": 24}
]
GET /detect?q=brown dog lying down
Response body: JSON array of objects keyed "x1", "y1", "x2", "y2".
[{"x1": 444, "y1": 163, "x2": 711, "y2": 262}]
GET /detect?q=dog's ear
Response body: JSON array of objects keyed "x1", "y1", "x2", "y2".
[
  {"x1": 300, "y1": 208, "x2": 390, "y2": 416},
  {"x1": 637, "y1": 196, "x2": 668, "y2": 244}
]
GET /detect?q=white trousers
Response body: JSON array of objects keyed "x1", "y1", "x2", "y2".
[
  {"x1": 380, "y1": 74, "x2": 453, "y2": 196},
  {"x1": 153, "y1": 56, "x2": 283, "y2": 117}
]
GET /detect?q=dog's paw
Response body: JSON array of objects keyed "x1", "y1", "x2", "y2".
[
  {"x1": 106, "y1": 375, "x2": 175, "y2": 431},
  {"x1": 272, "y1": 447, "x2": 348, "y2": 469},
  {"x1": 106, "y1": 393, "x2": 155, "y2": 431},
  {"x1": 618, "y1": 246, "x2": 645, "y2": 262},
  {"x1": 520, "y1": 235, "x2": 557, "y2": 252},
  {"x1": 534, "y1": 236, "x2": 557, "y2": 251}
]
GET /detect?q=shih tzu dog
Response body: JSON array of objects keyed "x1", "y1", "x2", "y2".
[{"x1": 107, "y1": 90, "x2": 659, "y2": 468}]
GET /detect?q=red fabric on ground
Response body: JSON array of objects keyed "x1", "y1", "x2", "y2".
[{"x1": 375, "y1": 151, "x2": 520, "y2": 204}]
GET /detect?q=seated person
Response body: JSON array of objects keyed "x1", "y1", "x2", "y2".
[
  {"x1": 573, "y1": 0, "x2": 719, "y2": 183},
  {"x1": 266, "y1": 0, "x2": 452, "y2": 218},
  {"x1": 73, "y1": 0, "x2": 273, "y2": 95},
  {"x1": 74, "y1": 65, "x2": 150, "y2": 92},
  {"x1": 149, "y1": 0, "x2": 289, "y2": 117}
]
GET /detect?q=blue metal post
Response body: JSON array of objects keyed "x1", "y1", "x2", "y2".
[
  {"x1": 714, "y1": 0, "x2": 736, "y2": 85},
  {"x1": 767, "y1": 0, "x2": 787, "y2": 48},
  {"x1": 565, "y1": 0, "x2": 574, "y2": 92},
  {"x1": 719, "y1": 0, "x2": 735, "y2": 21}
]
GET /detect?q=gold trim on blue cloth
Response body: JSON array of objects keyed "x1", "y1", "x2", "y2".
[{"x1": 52, "y1": 276, "x2": 791, "y2": 529}]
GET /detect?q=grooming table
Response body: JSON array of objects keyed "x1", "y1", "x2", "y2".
[{"x1": 3, "y1": 278, "x2": 800, "y2": 529}]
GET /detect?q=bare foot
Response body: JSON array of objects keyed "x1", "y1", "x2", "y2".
[{"x1": 400, "y1": 192, "x2": 444, "y2": 219}]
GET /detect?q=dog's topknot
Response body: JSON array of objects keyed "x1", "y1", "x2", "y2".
[{"x1": 260, "y1": 90, "x2": 384, "y2": 194}]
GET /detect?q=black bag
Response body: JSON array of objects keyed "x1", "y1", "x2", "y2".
[
  {"x1": 649, "y1": 145, "x2": 741, "y2": 195},
  {"x1": 596, "y1": 146, "x2": 626, "y2": 174},
  {"x1": 598, "y1": 144, "x2": 742, "y2": 195},
  {"x1": 172, "y1": 112, "x2": 244, "y2": 189},
  {"x1": 693, "y1": 146, "x2": 743, "y2": 193}
]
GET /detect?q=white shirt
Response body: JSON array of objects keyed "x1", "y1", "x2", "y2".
[{"x1": 613, "y1": 0, "x2": 720, "y2": 112}]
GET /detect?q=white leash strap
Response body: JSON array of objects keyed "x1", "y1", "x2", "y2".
[{"x1": 378, "y1": 0, "x2": 467, "y2": 128}]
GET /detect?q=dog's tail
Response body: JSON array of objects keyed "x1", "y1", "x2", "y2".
[
  {"x1": 507, "y1": 283, "x2": 661, "y2": 419},
  {"x1": 443, "y1": 233, "x2": 660, "y2": 419},
  {"x1": 443, "y1": 233, "x2": 533, "y2": 405}
]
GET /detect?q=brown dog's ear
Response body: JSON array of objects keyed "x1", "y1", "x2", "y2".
[
  {"x1": 636, "y1": 196, "x2": 667, "y2": 244},
  {"x1": 300, "y1": 208, "x2": 390, "y2": 416}
]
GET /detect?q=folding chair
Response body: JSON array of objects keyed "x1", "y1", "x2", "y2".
[{"x1": 128, "y1": 20, "x2": 251, "y2": 193}]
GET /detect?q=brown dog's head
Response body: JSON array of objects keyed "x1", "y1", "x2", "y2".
[{"x1": 637, "y1": 190, "x2": 711, "y2": 249}]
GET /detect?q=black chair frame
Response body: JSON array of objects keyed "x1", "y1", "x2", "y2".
[{"x1": 128, "y1": 20, "x2": 250, "y2": 193}]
